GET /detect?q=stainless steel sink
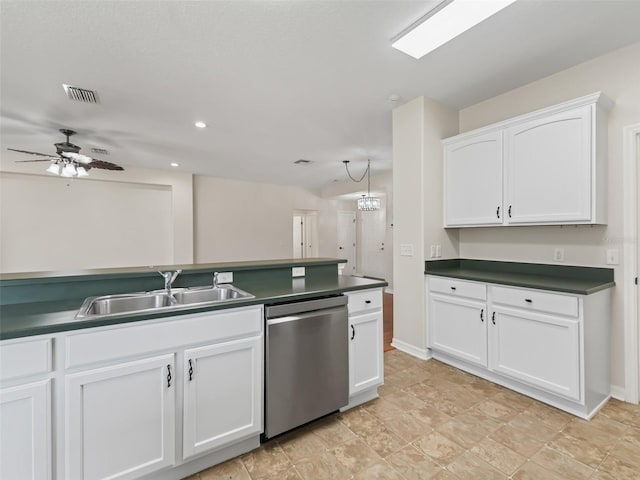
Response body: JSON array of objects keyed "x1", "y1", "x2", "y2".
[
  {"x1": 172, "y1": 285, "x2": 253, "y2": 305},
  {"x1": 75, "y1": 285, "x2": 254, "y2": 319}
]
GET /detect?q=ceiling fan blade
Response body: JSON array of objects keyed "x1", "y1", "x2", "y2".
[
  {"x1": 7, "y1": 148, "x2": 56, "y2": 157},
  {"x1": 87, "y1": 159, "x2": 124, "y2": 171},
  {"x1": 15, "y1": 159, "x2": 55, "y2": 163}
]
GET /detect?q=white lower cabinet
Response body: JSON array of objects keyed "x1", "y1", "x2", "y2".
[
  {"x1": 0, "y1": 379, "x2": 51, "y2": 480},
  {"x1": 344, "y1": 289, "x2": 384, "y2": 408},
  {"x1": 489, "y1": 307, "x2": 580, "y2": 401},
  {"x1": 426, "y1": 275, "x2": 611, "y2": 418},
  {"x1": 429, "y1": 293, "x2": 487, "y2": 367},
  {"x1": 65, "y1": 355, "x2": 176, "y2": 480},
  {"x1": 349, "y1": 311, "x2": 383, "y2": 395},
  {"x1": 58, "y1": 305, "x2": 263, "y2": 480},
  {"x1": 182, "y1": 336, "x2": 262, "y2": 459}
]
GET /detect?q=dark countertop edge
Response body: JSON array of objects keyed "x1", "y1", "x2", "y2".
[
  {"x1": 0, "y1": 258, "x2": 348, "y2": 285},
  {"x1": 425, "y1": 270, "x2": 615, "y2": 295},
  {"x1": 0, "y1": 277, "x2": 388, "y2": 340}
]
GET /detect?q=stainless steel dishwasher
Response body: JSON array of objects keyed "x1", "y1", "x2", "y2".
[{"x1": 264, "y1": 295, "x2": 349, "y2": 439}]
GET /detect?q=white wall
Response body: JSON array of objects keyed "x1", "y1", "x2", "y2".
[
  {"x1": 0, "y1": 159, "x2": 194, "y2": 272},
  {"x1": 194, "y1": 175, "x2": 340, "y2": 262},
  {"x1": 392, "y1": 97, "x2": 459, "y2": 355},
  {"x1": 457, "y1": 41, "x2": 640, "y2": 389}
]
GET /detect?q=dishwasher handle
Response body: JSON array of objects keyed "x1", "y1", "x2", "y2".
[{"x1": 266, "y1": 305, "x2": 346, "y2": 326}]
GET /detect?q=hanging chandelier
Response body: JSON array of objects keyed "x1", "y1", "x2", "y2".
[{"x1": 343, "y1": 158, "x2": 380, "y2": 211}]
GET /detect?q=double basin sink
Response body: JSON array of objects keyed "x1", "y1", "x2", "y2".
[{"x1": 75, "y1": 285, "x2": 254, "y2": 319}]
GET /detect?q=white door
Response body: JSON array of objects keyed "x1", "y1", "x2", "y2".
[
  {"x1": 0, "y1": 380, "x2": 51, "y2": 480},
  {"x1": 183, "y1": 336, "x2": 262, "y2": 459},
  {"x1": 444, "y1": 131, "x2": 503, "y2": 226},
  {"x1": 293, "y1": 215, "x2": 303, "y2": 258},
  {"x1": 349, "y1": 311, "x2": 384, "y2": 395},
  {"x1": 489, "y1": 307, "x2": 580, "y2": 401},
  {"x1": 293, "y1": 213, "x2": 318, "y2": 258},
  {"x1": 337, "y1": 211, "x2": 357, "y2": 275},
  {"x1": 65, "y1": 354, "x2": 175, "y2": 480},
  {"x1": 359, "y1": 206, "x2": 386, "y2": 279},
  {"x1": 429, "y1": 294, "x2": 487, "y2": 367},
  {"x1": 505, "y1": 105, "x2": 592, "y2": 224}
]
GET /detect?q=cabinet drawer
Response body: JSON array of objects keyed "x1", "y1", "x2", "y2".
[
  {"x1": 490, "y1": 286, "x2": 578, "y2": 317},
  {"x1": 429, "y1": 276, "x2": 486, "y2": 301},
  {"x1": 0, "y1": 338, "x2": 52, "y2": 381},
  {"x1": 346, "y1": 289, "x2": 382, "y2": 314},
  {"x1": 66, "y1": 306, "x2": 263, "y2": 369}
]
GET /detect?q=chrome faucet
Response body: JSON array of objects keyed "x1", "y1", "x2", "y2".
[
  {"x1": 158, "y1": 269, "x2": 182, "y2": 301},
  {"x1": 212, "y1": 271, "x2": 219, "y2": 288}
]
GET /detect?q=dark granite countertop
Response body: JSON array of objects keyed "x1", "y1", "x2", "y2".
[
  {"x1": 425, "y1": 259, "x2": 614, "y2": 295},
  {"x1": 0, "y1": 275, "x2": 387, "y2": 340}
]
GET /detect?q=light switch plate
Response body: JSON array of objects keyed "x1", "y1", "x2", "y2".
[
  {"x1": 435, "y1": 245, "x2": 442, "y2": 258},
  {"x1": 292, "y1": 266, "x2": 306, "y2": 277},
  {"x1": 400, "y1": 244, "x2": 414, "y2": 257},
  {"x1": 429, "y1": 245, "x2": 436, "y2": 258},
  {"x1": 217, "y1": 271, "x2": 233, "y2": 283},
  {"x1": 554, "y1": 248, "x2": 565, "y2": 262}
]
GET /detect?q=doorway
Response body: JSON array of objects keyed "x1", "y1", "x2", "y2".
[
  {"x1": 293, "y1": 211, "x2": 318, "y2": 259},
  {"x1": 358, "y1": 200, "x2": 387, "y2": 280},
  {"x1": 337, "y1": 211, "x2": 357, "y2": 275},
  {"x1": 623, "y1": 123, "x2": 640, "y2": 404}
]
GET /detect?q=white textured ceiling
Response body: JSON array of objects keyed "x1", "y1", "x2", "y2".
[{"x1": 2, "y1": 1, "x2": 640, "y2": 189}]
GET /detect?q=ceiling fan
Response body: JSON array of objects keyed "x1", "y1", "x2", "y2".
[{"x1": 8, "y1": 128, "x2": 124, "y2": 177}]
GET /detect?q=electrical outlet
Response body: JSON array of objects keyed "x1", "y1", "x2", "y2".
[
  {"x1": 292, "y1": 266, "x2": 306, "y2": 277},
  {"x1": 554, "y1": 248, "x2": 565, "y2": 262},
  {"x1": 429, "y1": 245, "x2": 436, "y2": 258},
  {"x1": 400, "y1": 244, "x2": 414, "y2": 257},
  {"x1": 217, "y1": 271, "x2": 234, "y2": 283},
  {"x1": 606, "y1": 249, "x2": 619, "y2": 265},
  {"x1": 435, "y1": 245, "x2": 442, "y2": 258}
]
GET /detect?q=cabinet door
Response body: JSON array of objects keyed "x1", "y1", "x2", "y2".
[
  {"x1": 428, "y1": 294, "x2": 487, "y2": 367},
  {"x1": 505, "y1": 106, "x2": 592, "y2": 224},
  {"x1": 65, "y1": 354, "x2": 175, "y2": 480},
  {"x1": 349, "y1": 311, "x2": 384, "y2": 395},
  {"x1": 444, "y1": 131, "x2": 503, "y2": 226},
  {"x1": 0, "y1": 380, "x2": 51, "y2": 480},
  {"x1": 183, "y1": 336, "x2": 262, "y2": 460},
  {"x1": 489, "y1": 307, "x2": 580, "y2": 401}
]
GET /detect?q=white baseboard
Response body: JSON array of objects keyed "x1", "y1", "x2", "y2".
[
  {"x1": 391, "y1": 338, "x2": 432, "y2": 360},
  {"x1": 610, "y1": 384, "x2": 626, "y2": 401}
]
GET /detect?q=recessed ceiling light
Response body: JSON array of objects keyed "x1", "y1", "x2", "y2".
[
  {"x1": 194, "y1": 121, "x2": 207, "y2": 129},
  {"x1": 170, "y1": 162, "x2": 179, "y2": 167},
  {"x1": 391, "y1": 0, "x2": 518, "y2": 59}
]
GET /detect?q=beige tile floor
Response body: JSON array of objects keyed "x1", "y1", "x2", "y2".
[{"x1": 186, "y1": 350, "x2": 640, "y2": 480}]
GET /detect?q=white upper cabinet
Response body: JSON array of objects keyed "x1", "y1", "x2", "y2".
[
  {"x1": 505, "y1": 106, "x2": 593, "y2": 224},
  {"x1": 443, "y1": 92, "x2": 612, "y2": 227},
  {"x1": 444, "y1": 131, "x2": 503, "y2": 227}
]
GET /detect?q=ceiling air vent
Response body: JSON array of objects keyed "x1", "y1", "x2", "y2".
[
  {"x1": 62, "y1": 84, "x2": 100, "y2": 104},
  {"x1": 90, "y1": 147, "x2": 109, "y2": 155},
  {"x1": 294, "y1": 159, "x2": 312, "y2": 165}
]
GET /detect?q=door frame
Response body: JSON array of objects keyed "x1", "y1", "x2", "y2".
[{"x1": 623, "y1": 122, "x2": 640, "y2": 404}]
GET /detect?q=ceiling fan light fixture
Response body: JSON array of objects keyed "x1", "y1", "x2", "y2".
[
  {"x1": 76, "y1": 166, "x2": 89, "y2": 177},
  {"x1": 46, "y1": 162, "x2": 60, "y2": 175},
  {"x1": 391, "y1": 0, "x2": 518, "y2": 59},
  {"x1": 194, "y1": 121, "x2": 207, "y2": 129},
  {"x1": 61, "y1": 163, "x2": 77, "y2": 177}
]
